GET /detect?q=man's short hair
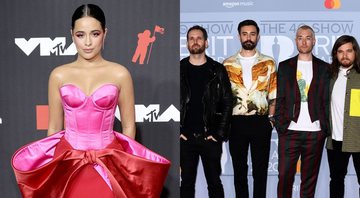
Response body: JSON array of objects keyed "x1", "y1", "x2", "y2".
[
  {"x1": 296, "y1": 25, "x2": 315, "y2": 37},
  {"x1": 186, "y1": 25, "x2": 208, "y2": 40},
  {"x1": 237, "y1": 19, "x2": 259, "y2": 34}
]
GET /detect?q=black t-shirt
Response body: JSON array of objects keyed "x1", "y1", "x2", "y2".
[{"x1": 183, "y1": 61, "x2": 210, "y2": 135}]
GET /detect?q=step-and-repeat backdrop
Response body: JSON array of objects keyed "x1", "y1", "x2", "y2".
[
  {"x1": 181, "y1": 0, "x2": 360, "y2": 197},
  {"x1": 0, "y1": 0, "x2": 179, "y2": 197}
]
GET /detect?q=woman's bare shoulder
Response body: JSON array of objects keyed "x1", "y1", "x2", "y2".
[
  {"x1": 106, "y1": 61, "x2": 131, "y2": 77},
  {"x1": 49, "y1": 63, "x2": 75, "y2": 81}
]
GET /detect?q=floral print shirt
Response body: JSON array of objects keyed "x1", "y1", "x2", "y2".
[{"x1": 223, "y1": 50, "x2": 277, "y2": 115}]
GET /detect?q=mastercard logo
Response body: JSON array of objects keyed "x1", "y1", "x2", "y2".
[{"x1": 324, "y1": 0, "x2": 341, "y2": 9}]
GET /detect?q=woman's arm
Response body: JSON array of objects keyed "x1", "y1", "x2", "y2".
[
  {"x1": 117, "y1": 67, "x2": 136, "y2": 139},
  {"x1": 47, "y1": 69, "x2": 64, "y2": 136}
]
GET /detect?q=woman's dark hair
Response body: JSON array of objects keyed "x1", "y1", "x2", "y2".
[
  {"x1": 71, "y1": 4, "x2": 106, "y2": 31},
  {"x1": 330, "y1": 35, "x2": 360, "y2": 78}
]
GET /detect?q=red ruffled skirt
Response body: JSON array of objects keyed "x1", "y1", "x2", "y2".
[{"x1": 12, "y1": 131, "x2": 171, "y2": 198}]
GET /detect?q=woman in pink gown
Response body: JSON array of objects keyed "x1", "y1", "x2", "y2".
[{"x1": 11, "y1": 4, "x2": 171, "y2": 198}]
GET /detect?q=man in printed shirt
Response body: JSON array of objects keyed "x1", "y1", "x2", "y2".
[
  {"x1": 274, "y1": 25, "x2": 330, "y2": 198},
  {"x1": 223, "y1": 19, "x2": 277, "y2": 198}
]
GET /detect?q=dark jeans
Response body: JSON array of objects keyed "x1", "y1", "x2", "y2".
[
  {"x1": 229, "y1": 115, "x2": 272, "y2": 198},
  {"x1": 277, "y1": 130, "x2": 326, "y2": 198},
  {"x1": 180, "y1": 134, "x2": 224, "y2": 198},
  {"x1": 327, "y1": 140, "x2": 360, "y2": 198}
]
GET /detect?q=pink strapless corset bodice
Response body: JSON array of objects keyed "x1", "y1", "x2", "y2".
[{"x1": 60, "y1": 84, "x2": 119, "y2": 150}]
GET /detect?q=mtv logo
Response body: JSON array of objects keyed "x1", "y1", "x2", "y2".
[
  {"x1": 15, "y1": 37, "x2": 77, "y2": 56},
  {"x1": 115, "y1": 104, "x2": 180, "y2": 123}
]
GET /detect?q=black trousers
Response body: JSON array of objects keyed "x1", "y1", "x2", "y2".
[
  {"x1": 229, "y1": 115, "x2": 272, "y2": 198},
  {"x1": 327, "y1": 140, "x2": 360, "y2": 198},
  {"x1": 180, "y1": 135, "x2": 224, "y2": 198},
  {"x1": 277, "y1": 130, "x2": 325, "y2": 198}
]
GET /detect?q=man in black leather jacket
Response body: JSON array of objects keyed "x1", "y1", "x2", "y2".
[{"x1": 180, "y1": 25, "x2": 233, "y2": 198}]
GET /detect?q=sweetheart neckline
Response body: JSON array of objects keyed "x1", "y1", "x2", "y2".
[{"x1": 60, "y1": 83, "x2": 119, "y2": 97}]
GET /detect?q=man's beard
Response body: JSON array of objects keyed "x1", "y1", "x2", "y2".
[
  {"x1": 241, "y1": 40, "x2": 257, "y2": 50},
  {"x1": 188, "y1": 44, "x2": 206, "y2": 54},
  {"x1": 297, "y1": 47, "x2": 313, "y2": 54},
  {"x1": 340, "y1": 58, "x2": 354, "y2": 68}
]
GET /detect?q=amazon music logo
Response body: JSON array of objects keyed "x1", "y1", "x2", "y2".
[{"x1": 222, "y1": 0, "x2": 254, "y2": 8}]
